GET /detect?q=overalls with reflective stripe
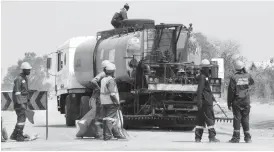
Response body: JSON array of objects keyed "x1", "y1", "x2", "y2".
[
  {"x1": 100, "y1": 76, "x2": 120, "y2": 138},
  {"x1": 12, "y1": 74, "x2": 29, "y2": 126}
]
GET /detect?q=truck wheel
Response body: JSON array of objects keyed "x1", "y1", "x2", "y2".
[
  {"x1": 65, "y1": 95, "x2": 76, "y2": 126},
  {"x1": 122, "y1": 19, "x2": 155, "y2": 28}
]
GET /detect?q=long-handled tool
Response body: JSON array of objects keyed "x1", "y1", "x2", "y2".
[
  {"x1": 214, "y1": 102, "x2": 233, "y2": 123},
  {"x1": 117, "y1": 106, "x2": 131, "y2": 140}
]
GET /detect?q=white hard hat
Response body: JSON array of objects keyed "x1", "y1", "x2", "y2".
[
  {"x1": 234, "y1": 60, "x2": 244, "y2": 70},
  {"x1": 105, "y1": 63, "x2": 116, "y2": 71},
  {"x1": 200, "y1": 59, "x2": 211, "y2": 67},
  {"x1": 101, "y1": 60, "x2": 111, "y2": 68},
  {"x1": 20, "y1": 62, "x2": 32, "y2": 70}
]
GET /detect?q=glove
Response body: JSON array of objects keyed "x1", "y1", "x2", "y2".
[{"x1": 228, "y1": 106, "x2": 232, "y2": 111}]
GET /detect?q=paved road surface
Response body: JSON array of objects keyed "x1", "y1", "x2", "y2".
[{"x1": 2, "y1": 99, "x2": 274, "y2": 151}]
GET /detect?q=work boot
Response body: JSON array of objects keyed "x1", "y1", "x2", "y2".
[
  {"x1": 195, "y1": 128, "x2": 204, "y2": 142},
  {"x1": 10, "y1": 129, "x2": 18, "y2": 140},
  {"x1": 103, "y1": 120, "x2": 114, "y2": 141},
  {"x1": 112, "y1": 128, "x2": 127, "y2": 139},
  {"x1": 16, "y1": 129, "x2": 25, "y2": 142},
  {"x1": 103, "y1": 136, "x2": 115, "y2": 141},
  {"x1": 244, "y1": 131, "x2": 252, "y2": 143},
  {"x1": 229, "y1": 131, "x2": 240, "y2": 143},
  {"x1": 208, "y1": 128, "x2": 220, "y2": 143}
]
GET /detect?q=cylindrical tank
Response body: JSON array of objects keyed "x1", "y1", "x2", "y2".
[
  {"x1": 95, "y1": 32, "x2": 143, "y2": 79},
  {"x1": 74, "y1": 31, "x2": 144, "y2": 88},
  {"x1": 74, "y1": 38, "x2": 97, "y2": 88}
]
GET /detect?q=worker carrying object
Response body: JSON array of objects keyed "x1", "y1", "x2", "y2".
[
  {"x1": 90, "y1": 60, "x2": 112, "y2": 138},
  {"x1": 100, "y1": 62, "x2": 126, "y2": 141},
  {"x1": 111, "y1": 3, "x2": 129, "y2": 29},
  {"x1": 76, "y1": 60, "x2": 111, "y2": 138},
  {"x1": 227, "y1": 60, "x2": 254, "y2": 143},
  {"x1": 10, "y1": 62, "x2": 33, "y2": 142},
  {"x1": 194, "y1": 59, "x2": 220, "y2": 143}
]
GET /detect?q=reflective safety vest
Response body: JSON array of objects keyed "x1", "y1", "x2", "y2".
[
  {"x1": 234, "y1": 73, "x2": 251, "y2": 98},
  {"x1": 100, "y1": 76, "x2": 120, "y2": 105}
]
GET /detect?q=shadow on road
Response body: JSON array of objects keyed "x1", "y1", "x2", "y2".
[
  {"x1": 251, "y1": 120, "x2": 274, "y2": 129},
  {"x1": 172, "y1": 140, "x2": 197, "y2": 143},
  {"x1": 34, "y1": 124, "x2": 75, "y2": 128},
  {"x1": 127, "y1": 128, "x2": 194, "y2": 133}
]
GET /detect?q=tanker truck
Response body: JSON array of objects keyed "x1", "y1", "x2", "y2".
[{"x1": 47, "y1": 19, "x2": 224, "y2": 129}]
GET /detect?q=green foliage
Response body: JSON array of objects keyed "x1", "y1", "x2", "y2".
[
  {"x1": 194, "y1": 33, "x2": 244, "y2": 86},
  {"x1": 249, "y1": 66, "x2": 274, "y2": 102},
  {"x1": 195, "y1": 32, "x2": 273, "y2": 102},
  {"x1": 1, "y1": 52, "x2": 51, "y2": 91},
  {"x1": 193, "y1": 32, "x2": 218, "y2": 60}
]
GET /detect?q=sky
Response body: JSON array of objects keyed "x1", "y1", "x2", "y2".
[{"x1": 1, "y1": 1, "x2": 274, "y2": 80}]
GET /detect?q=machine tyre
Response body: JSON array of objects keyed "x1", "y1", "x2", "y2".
[{"x1": 65, "y1": 95, "x2": 76, "y2": 126}]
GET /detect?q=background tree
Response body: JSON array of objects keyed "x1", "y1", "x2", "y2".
[
  {"x1": 1, "y1": 52, "x2": 52, "y2": 91},
  {"x1": 193, "y1": 32, "x2": 219, "y2": 60}
]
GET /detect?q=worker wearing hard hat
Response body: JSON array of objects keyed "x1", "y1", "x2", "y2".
[
  {"x1": 111, "y1": 3, "x2": 129, "y2": 28},
  {"x1": 100, "y1": 63, "x2": 126, "y2": 140},
  {"x1": 88, "y1": 60, "x2": 112, "y2": 138},
  {"x1": 195, "y1": 59, "x2": 220, "y2": 143},
  {"x1": 91, "y1": 60, "x2": 112, "y2": 105},
  {"x1": 227, "y1": 60, "x2": 254, "y2": 143},
  {"x1": 10, "y1": 62, "x2": 32, "y2": 141}
]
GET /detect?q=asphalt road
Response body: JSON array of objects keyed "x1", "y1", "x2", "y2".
[{"x1": 1, "y1": 99, "x2": 274, "y2": 151}]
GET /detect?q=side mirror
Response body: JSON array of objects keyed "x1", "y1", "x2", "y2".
[{"x1": 47, "y1": 58, "x2": 52, "y2": 69}]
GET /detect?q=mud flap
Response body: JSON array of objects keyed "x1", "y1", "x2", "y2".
[
  {"x1": 80, "y1": 96, "x2": 90, "y2": 119},
  {"x1": 65, "y1": 94, "x2": 80, "y2": 126}
]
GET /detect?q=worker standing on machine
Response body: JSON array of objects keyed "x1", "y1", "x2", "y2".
[
  {"x1": 10, "y1": 62, "x2": 33, "y2": 142},
  {"x1": 100, "y1": 63, "x2": 126, "y2": 141},
  {"x1": 111, "y1": 3, "x2": 130, "y2": 29},
  {"x1": 227, "y1": 60, "x2": 254, "y2": 143},
  {"x1": 194, "y1": 59, "x2": 220, "y2": 143}
]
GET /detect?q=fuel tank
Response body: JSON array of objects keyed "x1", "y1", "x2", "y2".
[
  {"x1": 74, "y1": 38, "x2": 97, "y2": 88},
  {"x1": 95, "y1": 32, "x2": 144, "y2": 79},
  {"x1": 74, "y1": 31, "x2": 146, "y2": 88}
]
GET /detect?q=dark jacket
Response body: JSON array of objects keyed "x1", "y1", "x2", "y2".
[
  {"x1": 112, "y1": 8, "x2": 128, "y2": 22},
  {"x1": 227, "y1": 71, "x2": 254, "y2": 107},
  {"x1": 12, "y1": 73, "x2": 29, "y2": 104},
  {"x1": 196, "y1": 73, "x2": 216, "y2": 107}
]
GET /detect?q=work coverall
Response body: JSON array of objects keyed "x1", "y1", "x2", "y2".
[
  {"x1": 89, "y1": 71, "x2": 106, "y2": 138},
  {"x1": 195, "y1": 73, "x2": 219, "y2": 142},
  {"x1": 100, "y1": 75, "x2": 123, "y2": 140},
  {"x1": 91, "y1": 72, "x2": 124, "y2": 139},
  {"x1": 111, "y1": 8, "x2": 128, "y2": 29},
  {"x1": 227, "y1": 70, "x2": 254, "y2": 142},
  {"x1": 10, "y1": 73, "x2": 30, "y2": 141}
]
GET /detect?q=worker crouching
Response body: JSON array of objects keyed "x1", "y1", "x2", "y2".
[
  {"x1": 100, "y1": 63, "x2": 126, "y2": 141},
  {"x1": 195, "y1": 59, "x2": 220, "y2": 143},
  {"x1": 227, "y1": 60, "x2": 254, "y2": 143}
]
